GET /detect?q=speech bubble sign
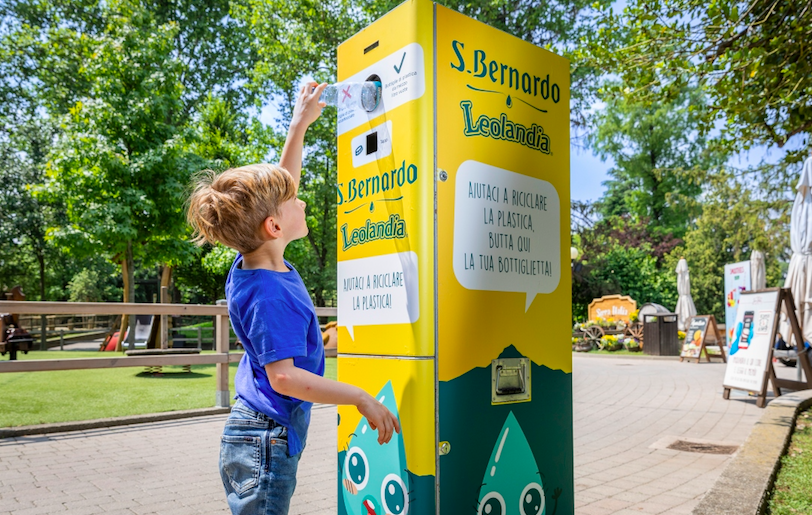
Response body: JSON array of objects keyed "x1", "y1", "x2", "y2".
[
  {"x1": 338, "y1": 251, "x2": 420, "y2": 339},
  {"x1": 453, "y1": 160, "x2": 560, "y2": 311}
]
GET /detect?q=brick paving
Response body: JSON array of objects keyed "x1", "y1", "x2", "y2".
[{"x1": 0, "y1": 355, "x2": 799, "y2": 514}]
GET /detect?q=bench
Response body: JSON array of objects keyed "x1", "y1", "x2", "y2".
[{"x1": 124, "y1": 348, "x2": 201, "y2": 374}]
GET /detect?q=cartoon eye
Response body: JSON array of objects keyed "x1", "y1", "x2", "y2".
[
  {"x1": 381, "y1": 473, "x2": 409, "y2": 514},
  {"x1": 478, "y1": 491, "x2": 505, "y2": 515},
  {"x1": 344, "y1": 446, "x2": 369, "y2": 491},
  {"x1": 519, "y1": 482, "x2": 545, "y2": 515}
]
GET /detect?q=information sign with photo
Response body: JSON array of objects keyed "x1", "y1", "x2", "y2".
[
  {"x1": 722, "y1": 288, "x2": 812, "y2": 408},
  {"x1": 723, "y1": 290, "x2": 777, "y2": 394},
  {"x1": 680, "y1": 315, "x2": 724, "y2": 363}
]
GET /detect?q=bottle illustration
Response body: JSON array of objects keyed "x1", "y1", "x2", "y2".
[
  {"x1": 320, "y1": 81, "x2": 381, "y2": 112},
  {"x1": 477, "y1": 411, "x2": 561, "y2": 515}
]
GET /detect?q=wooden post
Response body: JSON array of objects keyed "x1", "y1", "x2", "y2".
[
  {"x1": 215, "y1": 299, "x2": 230, "y2": 408},
  {"x1": 160, "y1": 286, "x2": 169, "y2": 350},
  {"x1": 40, "y1": 315, "x2": 47, "y2": 351}
]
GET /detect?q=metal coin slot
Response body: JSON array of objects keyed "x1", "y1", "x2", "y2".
[
  {"x1": 364, "y1": 41, "x2": 379, "y2": 54},
  {"x1": 491, "y1": 357, "x2": 531, "y2": 404}
]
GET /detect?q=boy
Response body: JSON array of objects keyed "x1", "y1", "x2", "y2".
[{"x1": 187, "y1": 81, "x2": 400, "y2": 515}]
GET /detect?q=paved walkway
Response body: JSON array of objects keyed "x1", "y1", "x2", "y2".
[{"x1": 0, "y1": 355, "x2": 799, "y2": 514}]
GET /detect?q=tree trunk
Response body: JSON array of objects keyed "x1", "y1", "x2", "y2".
[
  {"x1": 116, "y1": 241, "x2": 135, "y2": 352},
  {"x1": 36, "y1": 250, "x2": 47, "y2": 350}
]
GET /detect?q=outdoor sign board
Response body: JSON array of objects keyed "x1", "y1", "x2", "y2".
[
  {"x1": 721, "y1": 288, "x2": 812, "y2": 408},
  {"x1": 588, "y1": 294, "x2": 637, "y2": 322},
  {"x1": 723, "y1": 290, "x2": 776, "y2": 394},
  {"x1": 680, "y1": 315, "x2": 724, "y2": 363},
  {"x1": 336, "y1": 1, "x2": 573, "y2": 513},
  {"x1": 724, "y1": 261, "x2": 751, "y2": 346}
]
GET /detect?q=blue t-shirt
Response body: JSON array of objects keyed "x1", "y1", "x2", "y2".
[{"x1": 225, "y1": 255, "x2": 325, "y2": 455}]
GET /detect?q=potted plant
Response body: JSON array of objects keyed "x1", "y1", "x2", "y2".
[
  {"x1": 572, "y1": 337, "x2": 593, "y2": 352},
  {"x1": 623, "y1": 338, "x2": 642, "y2": 352},
  {"x1": 600, "y1": 334, "x2": 622, "y2": 351}
]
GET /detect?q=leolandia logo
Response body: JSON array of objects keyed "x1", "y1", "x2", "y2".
[{"x1": 460, "y1": 101, "x2": 550, "y2": 154}]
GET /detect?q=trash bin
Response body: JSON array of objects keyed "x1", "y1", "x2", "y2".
[{"x1": 643, "y1": 313, "x2": 680, "y2": 356}]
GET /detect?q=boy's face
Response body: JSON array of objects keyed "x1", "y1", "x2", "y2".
[{"x1": 278, "y1": 196, "x2": 308, "y2": 242}]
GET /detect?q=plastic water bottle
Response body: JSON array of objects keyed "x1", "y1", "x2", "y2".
[{"x1": 319, "y1": 81, "x2": 381, "y2": 112}]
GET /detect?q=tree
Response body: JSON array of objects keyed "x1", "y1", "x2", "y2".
[
  {"x1": 572, "y1": 215, "x2": 681, "y2": 321},
  {"x1": 234, "y1": 0, "x2": 364, "y2": 307},
  {"x1": 3, "y1": 0, "x2": 263, "y2": 316},
  {"x1": 0, "y1": 117, "x2": 57, "y2": 301},
  {"x1": 590, "y1": 88, "x2": 723, "y2": 238},
  {"x1": 663, "y1": 169, "x2": 786, "y2": 321},
  {"x1": 584, "y1": 0, "x2": 812, "y2": 179},
  {"x1": 42, "y1": 5, "x2": 196, "y2": 346},
  {"x1": 174, "y1": 93, "x2": 273, "y2": 303}
]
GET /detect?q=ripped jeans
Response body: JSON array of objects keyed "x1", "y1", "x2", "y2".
[{"x1": 219, "y1": 399, "x2": 301, "y2": 515}]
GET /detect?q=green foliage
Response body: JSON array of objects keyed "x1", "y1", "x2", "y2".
[
  {"x1": 0, "y1": 116, "x2": 59, "y2": 299},
  {"x1": 768, "y1": 408, "x2": 812, "y2": 515},
  {"x1": 663, "y1": 169, "x2": 786, "y2": 322},
  {"x1": 2, "y1": 0, "x2": 263, "y2": 304},
  {"x1": 235, "y1": 0, "x2": 362, "y2": 307},
  {"x1": 590, "y1": 88, "x2": 723, "y2": 238},
  {"x1": 583, "y1": 0, "x2": 812, "y2": 185},
  {"x1": 67, "y1": 269, "x2": 107, "y2": 302},
  {"x1": 44, "y1": 5, "x2": 193, "y2": 269},
  {"x1": 572, "y1": 214, "x2": 680, "y2": 322},
  {"x1": 187, "y1": 94, "x2": 274, "y2": 170},
  {"x1": 366, "y1": 0, "x2": 611, "y2": 128}
]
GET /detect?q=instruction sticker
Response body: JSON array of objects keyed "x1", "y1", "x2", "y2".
[
  {"x1": 452, "y1": 160, "x2": 560, "y2": 311},
  {"x1": 338, "y1": 251, "x2": 420, "y2": 339},
  {"x1": 337, "y1": 43, "x2": 425, "y2": 136},
  {"x1": 351, "y1": 120, "x2": 393, "y2": 168}
]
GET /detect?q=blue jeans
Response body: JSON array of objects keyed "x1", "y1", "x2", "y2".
[{"x1": 220, "y1": 400, "x2": 301, "y2": 515}]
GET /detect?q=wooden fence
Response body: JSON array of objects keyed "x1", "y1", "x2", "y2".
[{"x1": 0, "y1": 301, "x2": 338, "y2": 408}]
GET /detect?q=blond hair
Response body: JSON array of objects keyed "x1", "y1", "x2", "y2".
[{"x1": 187, "y1": 164, "x2": 296, "y2": 253}]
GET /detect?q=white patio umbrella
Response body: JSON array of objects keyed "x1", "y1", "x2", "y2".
[
  {"x1": 750, "y1": 250, "x2": 766, "y2": 291},
  {"x1": 675, "y1": 258, "x2": 697, "y2": 331},
  {"x1": 783, "y1": 156, "x2": 812, "y2": 345}
]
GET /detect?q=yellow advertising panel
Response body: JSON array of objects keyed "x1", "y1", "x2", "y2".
[
  {"x1": 436, "y1": 5, "x2": 573, "y2": 515},
  {"x1": 335, "y1": 0, "x2": 435, "y2": 357},
  {"x1": 337, "y1": 356, "x2": 435, "y2": 515}
]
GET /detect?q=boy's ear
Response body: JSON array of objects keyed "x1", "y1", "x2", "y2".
[{"x1": 261, "y1": 216, "x2": 283, "y2": 240}]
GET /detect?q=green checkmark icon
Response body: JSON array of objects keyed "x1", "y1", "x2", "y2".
[{"x1": 394, "y1": 52, "x2": 406, "y2": 73}]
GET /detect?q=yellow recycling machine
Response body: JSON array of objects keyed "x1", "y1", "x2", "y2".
[{"x1": 335, "y1": 1, "x2": 572, "y2": 513}]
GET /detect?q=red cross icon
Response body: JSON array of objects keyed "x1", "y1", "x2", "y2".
[{"x1": 341, "y1": 85, "x2": 352, "y2": 103}]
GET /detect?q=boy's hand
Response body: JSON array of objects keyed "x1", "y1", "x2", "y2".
[
  {"x1": 290, "y1": 81, "x2": 327, "y2": 130},
  {"x1": 358, "y1": 394, "x2": 401, "y2": 445}
]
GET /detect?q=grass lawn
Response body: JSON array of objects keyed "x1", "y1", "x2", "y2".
[
  {"x1": 768, "y1": 407, "x2": 812, "y2": 514},
  {"x1": 0, "y1": 351, "x2": 336, "y2": 427}
]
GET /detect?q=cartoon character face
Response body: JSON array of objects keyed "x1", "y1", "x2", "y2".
[
  {"x1": 477, "y1": 411, "x2": 544, "y2": 515},
  {"x1": 342, "y1": 381, "x2": 410, "y2": 515}
]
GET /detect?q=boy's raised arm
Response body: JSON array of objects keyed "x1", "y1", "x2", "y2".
[{"x1": 279, "y1": 81, "x2": 328, "y2": 191}]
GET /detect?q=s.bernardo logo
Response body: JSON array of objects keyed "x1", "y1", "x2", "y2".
[{"x1": 450, "y1": 40, "x2": 560, "y2": 154}]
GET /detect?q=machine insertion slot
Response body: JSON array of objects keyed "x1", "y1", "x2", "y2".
[
  {"x1": 491, "y1": 357, "x2": 531, "y2": 404},
  {"x1": 364, "y1": 41, "x2": 379, "y2": 53}
]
